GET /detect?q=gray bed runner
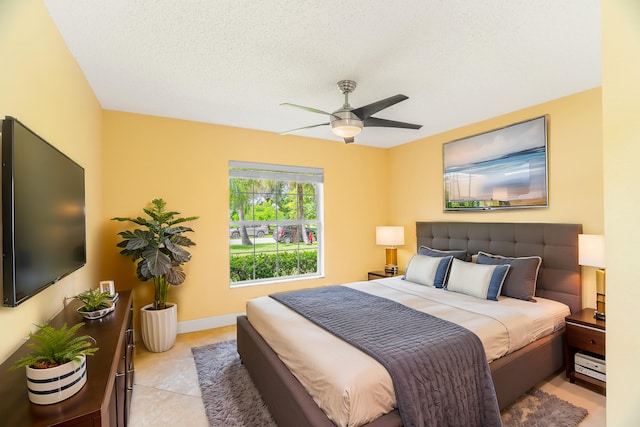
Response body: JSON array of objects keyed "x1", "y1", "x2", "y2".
[{"x1": 270, "y1": 285, "x2": 501, "y2": 427}]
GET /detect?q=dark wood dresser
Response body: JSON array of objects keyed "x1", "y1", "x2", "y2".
[{"x1": 0, "y1": 290, "x2": 134, "y2": 426}]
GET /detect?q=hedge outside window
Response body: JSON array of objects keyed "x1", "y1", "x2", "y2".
[{"x1": 229, "y1": 161, "x2": 324, "y2": 286}]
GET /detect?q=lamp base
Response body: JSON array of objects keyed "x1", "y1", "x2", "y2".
[
  {"x1": 594, "y1": 269, "x2": 605, "y2": 321},
  {"x1": 384, "y1": 247, "x2": 399, "y2": 274},
  {"x1": 384, "y1": 264, "x2": 398, "y2": 274}
]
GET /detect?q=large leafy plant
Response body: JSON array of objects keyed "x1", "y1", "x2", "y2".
[
  {"x1": 10, "y1": 323, "x2": 98, "y2": 370},
  {"x1": 112, "y1": 199, "x2": 198, "y2": 310}
]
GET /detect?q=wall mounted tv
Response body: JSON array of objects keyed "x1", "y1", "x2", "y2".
[{"x1": 1, "y1": 117, "x2": 86, "y2": 307}]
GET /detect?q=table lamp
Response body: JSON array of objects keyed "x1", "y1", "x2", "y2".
[
  {"x1": 376, "y1": 226, "x2": 405, "y2": 274},
  {"x1": 578, "y1": 234, "x2": 606, "y2": 320}
]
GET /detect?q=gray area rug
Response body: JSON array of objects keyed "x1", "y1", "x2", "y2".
[
  {"x1": 192, "y1": 340, "x2": 588, "y2": 427},
  {"x1": 501, "y1": 387, "x2": 588, "y2": 427},
  {"x1": 192, "y1": 340, "x2": 276, "y2": 427}
]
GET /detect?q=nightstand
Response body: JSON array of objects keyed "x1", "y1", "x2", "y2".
[
  {"x1": 565, "y1": 308, "x2": 606, "y2": 393},
  {"x1": 367, "y1": 270, "x2": 404, "y2": 280}
]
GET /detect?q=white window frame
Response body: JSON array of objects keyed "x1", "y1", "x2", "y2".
[{"x1": 229, "y1": 161, "x2": 324, "y2": 287}]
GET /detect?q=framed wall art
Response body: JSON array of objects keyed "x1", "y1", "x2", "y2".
[{"x1": 443, "y1": 115, "x2": 548, "y2": 211}]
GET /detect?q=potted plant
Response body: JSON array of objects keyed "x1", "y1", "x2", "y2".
[
  {"x1": 9, "y1": 323, "x2": 98, "y2": 405},
  {"x1": 76, "y1": 288, "x2": 115, "y2": 320},
  {"x1": 112, "y1": 198, "x2": 198, "y2": 352}
]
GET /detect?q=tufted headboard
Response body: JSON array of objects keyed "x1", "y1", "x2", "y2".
[{"x1": 416, "y1": 222, "x2": 583, "y2": 313}]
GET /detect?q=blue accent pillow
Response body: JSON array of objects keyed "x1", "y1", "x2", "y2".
[
  {"x1": 404, "y1": 254, "x2": 454, "y2": 288},
  {"x1": 487, "y1": 265, "x2": 511, "y2": 300},
  {"x1": 476, "y1": 252, "x2": 542, "y2": 301}
]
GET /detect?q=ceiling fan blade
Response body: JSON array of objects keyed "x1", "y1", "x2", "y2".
[
  {"x1": 280, "y1": 103, "x2": 339, "y2": 117},
  {"x1": 344, "y1": 137, "x2": 355, "y2": 144},
  {"x1": 363, "y1": 116, "x2": 422, "y2": 130},
  {"x1": 279, "y1": 122, "x2": 330, "y2": 135},
  {"x1": 351, "y1": 94, "x2": 409, "y2": 120}
]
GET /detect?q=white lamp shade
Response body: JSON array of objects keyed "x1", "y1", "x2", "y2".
[
  {"x1": 376, "y1": 226, "x2": 405, "y2": 246},
  {"x1": 578, "y1": 234, "x2": 605, "y2": 268}
]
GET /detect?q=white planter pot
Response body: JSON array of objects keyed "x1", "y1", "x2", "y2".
[
  {"x1": 76, "y1": 301, "x2": 116, "y2": 320},
  {"x1": 140, "y1": 303, "x2": 177, "y2": 352},
  {"x1": 26, "y1": 355, "x2": 87, "y2": 405}
]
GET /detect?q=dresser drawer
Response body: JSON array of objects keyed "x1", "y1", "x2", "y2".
[{"x1": 566, "y1": 323, "x2": 605, "y2": 355}]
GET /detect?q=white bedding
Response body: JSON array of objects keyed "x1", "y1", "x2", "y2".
[{"x1": 246, "y1": 277, "x2": 570, "y2": 427}]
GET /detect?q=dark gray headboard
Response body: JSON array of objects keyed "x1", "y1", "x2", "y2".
[{"x1": 416, "y1": 222, "x2": 583, "y2": 313}]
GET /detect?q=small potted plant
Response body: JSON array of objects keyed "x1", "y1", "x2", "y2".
[
  {"x1": 9, "y1": 322, "x2": 98, "y2": 405},
  {"x1": 76, "y1": 288, "x2": 115, "y2": 319}
]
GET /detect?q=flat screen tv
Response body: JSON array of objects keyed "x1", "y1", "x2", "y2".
[{"x1": 1, "y1": 116, "x2": 86, "y2": 307}]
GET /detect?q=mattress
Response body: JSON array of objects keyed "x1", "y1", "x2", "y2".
[{"x1": 246, "y1": 277, "x2": 570, "y2": 427}]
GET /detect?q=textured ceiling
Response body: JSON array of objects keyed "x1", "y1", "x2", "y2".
[{"x1": 42, "y1": 0, "x2": 601, "y2": 148}]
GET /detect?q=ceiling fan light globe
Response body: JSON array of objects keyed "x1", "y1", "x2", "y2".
[
  {"x1": 331, "y1": 123, "x2": 362, "y2": 138},
  {"x1": 330, "y1": 110, "x2": 363, "y2": 138}
]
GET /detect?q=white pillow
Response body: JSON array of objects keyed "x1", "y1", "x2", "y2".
[
  {"x1": 446, "y1": 258, "x2": 510, "y2": 300},
  {"x1": 404, "y1": 254, "x2": 453, "y2": 288}
]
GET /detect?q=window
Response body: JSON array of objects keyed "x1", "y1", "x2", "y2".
[{"x1": 229, "y1": 161, "x2": 323, "y2": 286}]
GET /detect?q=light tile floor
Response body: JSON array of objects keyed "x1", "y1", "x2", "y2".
[{"x1": 128, "y1": 326, "x2": 606, "y2": 426}]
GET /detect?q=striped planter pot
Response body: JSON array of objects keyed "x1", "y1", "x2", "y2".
[{"x1": 26, "y1": 355, "x2": 87, "y2": 405}]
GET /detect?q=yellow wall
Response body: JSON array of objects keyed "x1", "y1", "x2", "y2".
[
  {"x1": 0, "y1": 0, "x2": 103, "y2": 362},
  {"x1": 388, "y1": 88, "x2": 604, "y2": 309},
  {"x1": 602, "y1": 0, "x2": 640, "y2": 424},
  {"x1": 98, "y1": 88, "x2": 604, "y2": 326},
  {"x1": 99, "y1": 111, "x2": 391, "y2": 323}
]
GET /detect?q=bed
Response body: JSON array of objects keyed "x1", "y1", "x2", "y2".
[{"x1": 237, "y1": 222, "x2": 583, "y2": 427}]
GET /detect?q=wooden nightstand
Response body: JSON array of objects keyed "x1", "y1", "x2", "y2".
[
  {"x1": 368, "y1": 270, "x2": 404, "y2": 280},
  {"x1": 565, "y1": 308, "x2": 606, "y2": 393}
]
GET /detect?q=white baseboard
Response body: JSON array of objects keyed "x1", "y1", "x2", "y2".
[
  {"x1": 133, "y1": 312, "x2": 245, "y2": 344},
  {"x1": 177, "y1": 312, "x2": 246, "y2": 334}
]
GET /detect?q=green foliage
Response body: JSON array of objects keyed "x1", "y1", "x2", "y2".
[
  {"x1": 76, "y1": 288, "x2": 112, "y2": 312},
  {"x1": 228, "y1": 176, "x2": 319, "y2": 283},
  {"x1": 9, "y1": 323, "x2": 98, "y2": 370},
  {"x1": 230, "y1": 250, "x2": 318, "y2": 282},
  {"x1": 112, "y1": 198, "x2": 198, "y2": 310},
  {"x1": 252, "y1": 203, "x2": 277, "y2": 221},
  {"x1": 229, "y1": 178, "x2": 317, "y2": 223}
]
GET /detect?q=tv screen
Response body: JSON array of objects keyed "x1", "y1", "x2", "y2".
[{"x1": 1, "y1": 117, "x2": 86, "y2": 307}]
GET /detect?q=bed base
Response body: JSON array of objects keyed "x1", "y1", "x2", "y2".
[{"x1": 237, "y1": 315, "x2": 565, "y2": 427}]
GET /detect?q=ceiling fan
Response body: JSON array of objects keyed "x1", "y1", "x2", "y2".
[{"x1": 280, "y1": 80, "x2": 422, "y2": 143}]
